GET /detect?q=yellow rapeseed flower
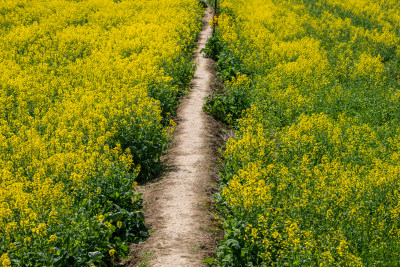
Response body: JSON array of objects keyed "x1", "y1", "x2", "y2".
[{"x1": 109, "y1": 249, "x2": 116, "y2": 257}]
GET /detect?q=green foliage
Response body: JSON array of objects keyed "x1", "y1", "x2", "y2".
[
  {"x1": 198, "y1": 0, "x2": 208, "y2": 9},
  {"x1": 202, "y1": 35, "x2": 223, "y2": 60},
  {"x1": 202, "y1": 32, "x2": 250, "y2": 126},
  {"x1": 204, "y1": 74, "x2": 252, "y2": 125}
]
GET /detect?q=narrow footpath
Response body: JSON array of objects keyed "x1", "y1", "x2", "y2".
[{"x1": 130, "y1": 7, "x2": 218, "y2": 267}]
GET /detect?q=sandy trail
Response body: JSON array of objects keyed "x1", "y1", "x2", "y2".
[{"x1": 130, "y1": 7, "x2": 217, "y2": 267}]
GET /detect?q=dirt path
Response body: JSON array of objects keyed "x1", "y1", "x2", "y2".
[{"x1": 129, "y1": 7, "x2": 218, "y2": 267}]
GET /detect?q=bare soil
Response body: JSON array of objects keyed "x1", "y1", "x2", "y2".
[{"x1": 127, "y1": 8, "x2": 223, "y2": 267}]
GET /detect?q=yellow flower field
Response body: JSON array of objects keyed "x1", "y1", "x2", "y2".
[
  {"x1": 206, "y1": 0, "x2": 400, "y2": 265},
  {"x1": 0, "y1": 0, "x2": 202, "y2": 265}
]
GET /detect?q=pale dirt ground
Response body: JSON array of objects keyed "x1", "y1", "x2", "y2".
[{"x1": 127, "y1": 8, "x2": 222, "y2": 267}]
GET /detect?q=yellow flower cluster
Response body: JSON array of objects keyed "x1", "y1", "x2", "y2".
[
  {"x1": 0, "y1": 0, "x2": 202, "y2": 265},
  {"x1": 0, "y1": 254, "x2": 11, "y2": 267},
  {"x1": 214, "y1": 0, "x2": 400, "y2": 265},
  {"x1": 108, "y1": 249, "x2": 116, "y2": 258}
]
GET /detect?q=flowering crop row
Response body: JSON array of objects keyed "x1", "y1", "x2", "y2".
[
  {"x1": 0, "y1": 0, "x2": 202, "y2": 266},
  {"x1": 206, "y1": 0, "x2": 400, "y2": 265}
]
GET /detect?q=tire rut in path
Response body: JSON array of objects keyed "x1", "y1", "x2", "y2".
[{"x1": 130, "y1": 7, "x2": 217, "y2": 267}]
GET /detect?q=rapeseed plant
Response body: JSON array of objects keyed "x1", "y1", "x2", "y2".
[
  {"x1": 0, "y1": 0, "x2": 202, "y2": 265},
  {"x1": 208, "y1": 0, "x2": 400, "y2": 265}
]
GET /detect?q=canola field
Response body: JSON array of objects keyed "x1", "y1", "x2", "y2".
[
  {"x1": 206, "y1": 0, "x2": 400, "y2": 265},
  {"x1": 0, "y1": 0, "x2": 202, "y2": 265}
]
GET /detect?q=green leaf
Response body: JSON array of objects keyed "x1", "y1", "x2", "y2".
[
  {"x1": 88, "y1": 251, "x2": 103, "y2": 261},
  {"x1": 204, "y1": 258, "x2": 215, "y2": 264}
]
